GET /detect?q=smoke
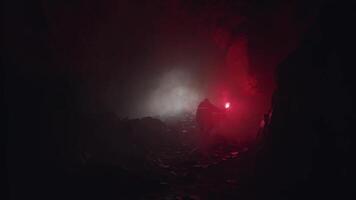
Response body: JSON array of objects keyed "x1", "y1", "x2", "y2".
[
  {"x1": 144, "y1": 68, "x2": 203, "y2": 118},
  {"x1": 44, "y1": 0, "x2": 316, "y2": 129}
]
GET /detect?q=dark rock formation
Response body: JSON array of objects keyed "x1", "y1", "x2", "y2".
[{"x1": 255, "y1": 1, "x2": 356, "y2": 199}]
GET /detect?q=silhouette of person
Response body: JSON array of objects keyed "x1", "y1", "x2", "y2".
[{"x1": 196, "y1": 98, "x2": 223, "y2": 135}]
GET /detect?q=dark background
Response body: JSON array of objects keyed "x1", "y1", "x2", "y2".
[{"x1": 3, "y1": 0, "x2": 356, "y2": 199}]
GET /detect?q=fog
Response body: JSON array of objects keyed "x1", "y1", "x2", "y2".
[
  {"x1": 145, "y1": 68, "x2": 204, "y2": 118},
  {"x1": 37, "y1": 0, "x2": 316, "y2": 140}
]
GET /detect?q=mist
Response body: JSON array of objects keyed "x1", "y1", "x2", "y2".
[
  {"x1": 7, "y1": 0, "x2": 352, "y2": 199},
  {"x1": 144, "y1": 68, "x2": 204, "y2": 118},
  {"x1": 38, "y1": 0, "x2": 316, "y2": 137}
]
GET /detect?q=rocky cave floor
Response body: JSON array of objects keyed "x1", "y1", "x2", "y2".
[{"x1": 68, "y1": 115, "x2": 256, "y2": 200}]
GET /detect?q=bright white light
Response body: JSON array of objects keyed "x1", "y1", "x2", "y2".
[{"x1": 225, "y1": 102, "x2": 231, "y2": 109}]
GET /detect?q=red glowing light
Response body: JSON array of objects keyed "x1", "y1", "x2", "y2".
[{"x1": 225, "y1": 102, "x2": 231, "y2": 109}]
